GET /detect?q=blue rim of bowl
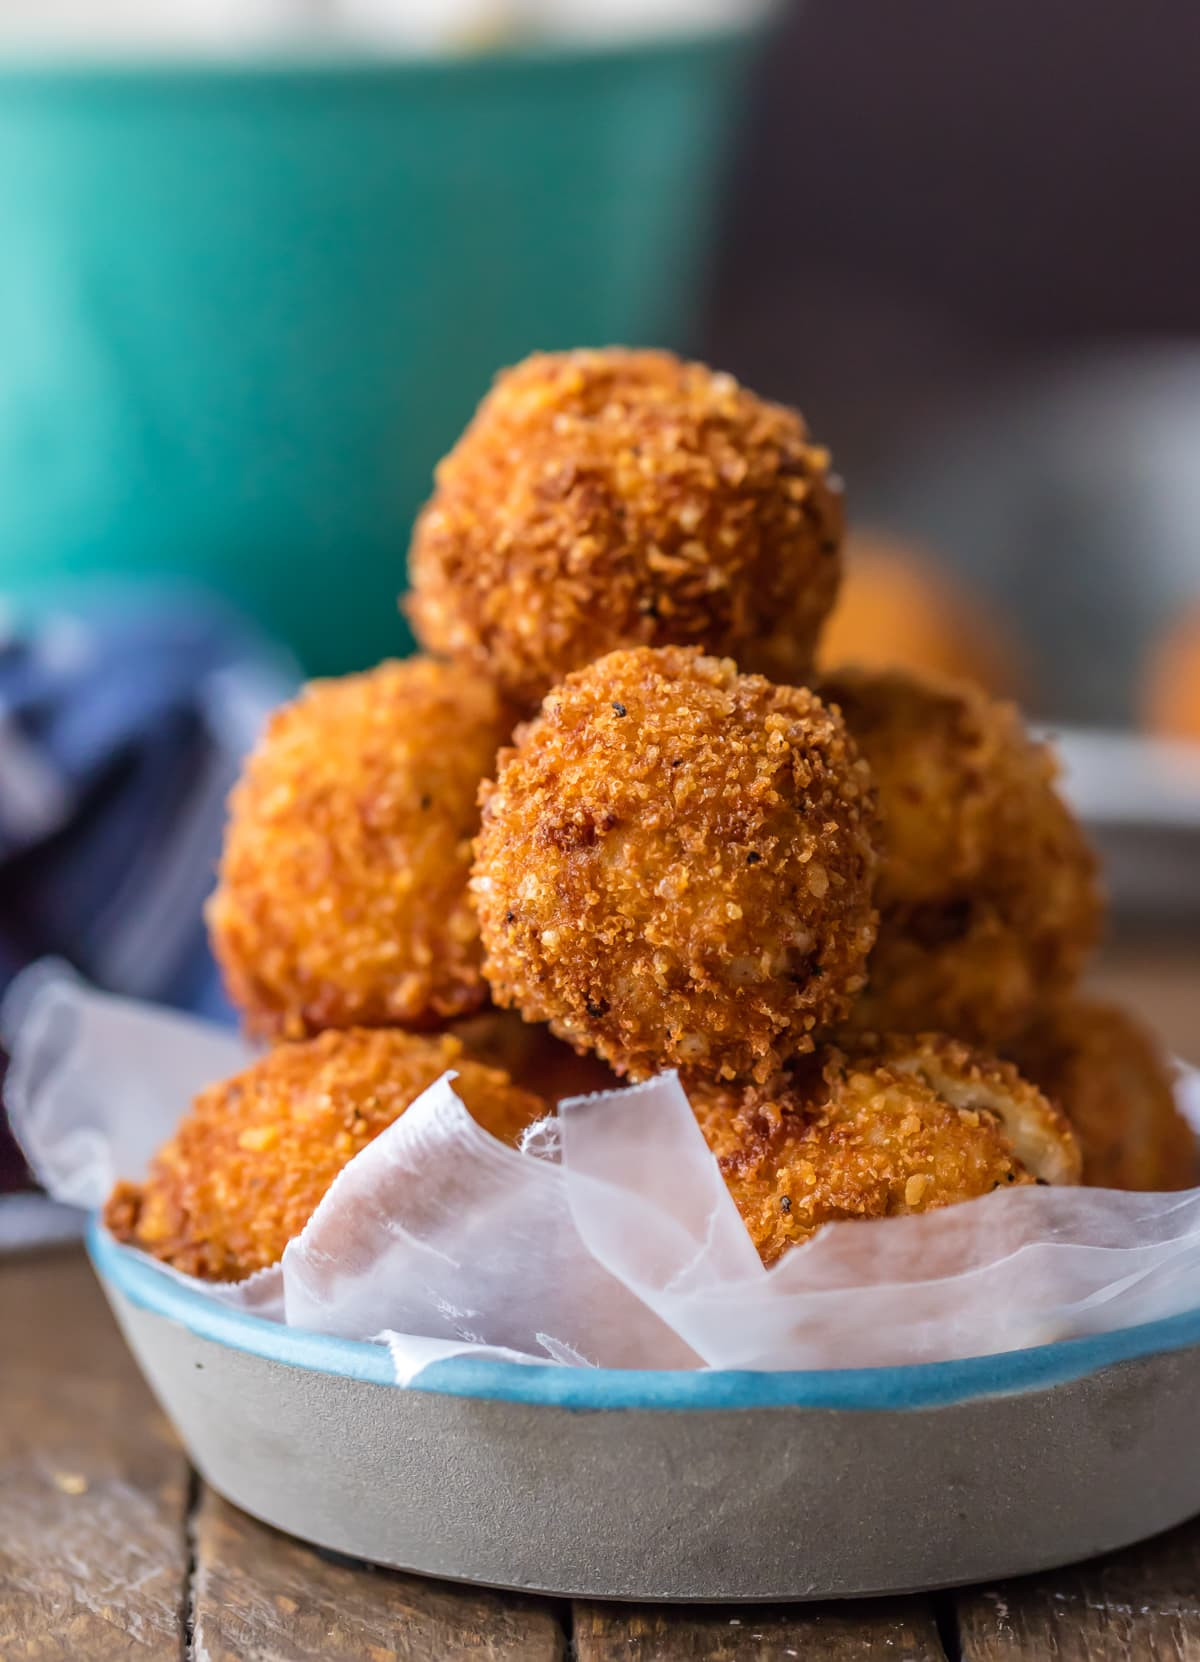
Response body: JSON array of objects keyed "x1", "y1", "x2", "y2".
[{"x1": 89, "y1": 1217, "x2": 1200, "y2": 1412}]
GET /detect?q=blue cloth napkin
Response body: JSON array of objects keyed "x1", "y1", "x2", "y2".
[
  {"x1": 0, "y1": 589, "x2": 298, "y2": 1022},
  {"x1": 0, "y1": 589, "x2": 298, "y2": 1195}
]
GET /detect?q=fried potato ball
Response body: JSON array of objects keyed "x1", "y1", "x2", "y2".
[
  {"x1": 406, "y1": 348, "x2": 844, "y2": 709},
  {"x1": 818, "y1": 533, "x2": 1025, "y2": 697},
  {"x1": 472, "y1": 646, "x2": 879, "y2": 1085},
  {"x1": 454, "y1": 1008, "x2": 621, "y2": 1102},
  {"x1": 104, "y1": 1029, "x2": 547, "y2": 1280},
  {"x1": 821, "y1": 667, "x2": 1101, "y2": 1045},
  {"x1": 1143, "y1": 601, "x2": 1200, "y2": 743},
  {"x1": 207, "y1": 656, "x2": 514, "y2": 1040},
  {"x1": 691, "y1": 1035, "x2": 1081, "y2": 1266},
  {"x1": 1008, "y1": 999, "x2": 1195, "y2": 1191}
]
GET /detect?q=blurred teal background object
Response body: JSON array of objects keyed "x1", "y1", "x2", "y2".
[{"x1": 0, "y1": 27, "x2": 763, "y2": 673}]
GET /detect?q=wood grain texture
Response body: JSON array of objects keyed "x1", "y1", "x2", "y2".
[
  {"x1": 0, "y1": 1237, "x2": 133, "y2": 1383},
  {"x1": 955, "y1": 1514, "x2": 1200, "y2": 1660},
  {"x1": 190, "y1": 1486, "x2": 567, "y2": 1662},
  {"x1": 573, "y1": 1599, "x2": 944, "y2": 1660},
  {"x1": 0, "y1": 1246, "x2": 190, "y2": 1660}
]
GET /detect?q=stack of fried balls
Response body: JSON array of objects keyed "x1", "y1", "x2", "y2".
[{"x1": 107, "y1": 348, "x2": 1195, "y2": 1282}]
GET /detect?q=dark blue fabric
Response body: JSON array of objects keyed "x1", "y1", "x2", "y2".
[
  {"x1": 0, "y1": 589, "x2": 298, "y2": 1194},
  {"x1": 0, "y1": 591, "x2": 298, "y2": 1020}
]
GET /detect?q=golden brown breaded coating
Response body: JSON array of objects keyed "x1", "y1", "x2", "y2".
[
  {"x1": 104, "y1": 1029, "x2": 547, "y2": 1280},
  {"x1": 1008, "y1": 999, "x2": 1195, "y2": 1191},
  {"x1": 406, "y1": 348, "x2": 843, "y2": 710},
  {"x1": 818, "y1": 534, "x2": 1024, "y2": 697},
  {"x1": 691, "y1": 1034, "x2": 1081, "y2": 1266},
  {"x1": 454, "y1": 1009, "x2": 620, "y2": 1103},
  {"x1": 821, "y1": 667, "x2": 1101, "y2": 1045},
  {"x1": 472, "y1": 646, "x2": 878, "y2": 1084},
  {"x1": 207, "y1": 657, "x2": 513, "y2": 1040}
]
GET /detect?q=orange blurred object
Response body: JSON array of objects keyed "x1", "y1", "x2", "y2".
[
  {"x1": 1143, "y1": 603, "x2": 1200, "y2": 743},
  {"x1": 818, "y1": 534, "x2": 1024, "y2": 698}
]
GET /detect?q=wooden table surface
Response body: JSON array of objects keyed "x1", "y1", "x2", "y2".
[
  {"x1": 6, "y1": 1248, "x2": 1200, "y2": 1662},
  {"x1": 2, "y1": 942, "x2": 1198, "y2": 1661}
]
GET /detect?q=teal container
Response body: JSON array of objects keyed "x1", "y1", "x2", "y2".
[{"x1": 0, "y1": 30, "x2": 764, "y2": 673}]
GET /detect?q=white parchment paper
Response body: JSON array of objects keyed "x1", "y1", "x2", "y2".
[{"x1": 7, "y1": 967, "x2": 1200, "y2": 1385}]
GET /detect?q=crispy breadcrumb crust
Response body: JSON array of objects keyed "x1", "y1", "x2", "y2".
[
  {"x1": 472, "y1": 646, "x2": 879, "y2": 1084},
  {"x1": 104, "y1": 1029, "x2": 546, "y2": 1280},
  {"x1": 454, "y1": 1008, "x2": 621, "y2": 1103},
  {"x1": 822, "y1": 667, "x2": 1101, "y2": 1044},
  {"x1": 1008, "y1": 998, "x2": 1196, "y2": 1191},
  {"x1": 207, "y1": 657, "x2": 514, "y2": 1039},
  {"x1": 406, "y1": 348, "x2": 844, "y2": 709},
  {"x1": 691, "y1": 1034, "x2": 1081, "y2": 1266}
]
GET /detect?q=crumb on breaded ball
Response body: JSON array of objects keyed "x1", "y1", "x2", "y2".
[
  {"x1": 691, "y1": 1035, "x2": 1081, "y2": 1266},
  {"x1": 406, "y1": 348, "x2": 844, "y2": 709},
  {"x1": 821, "y1": 667, "x2": 1101, "y2": 1045},
  {"x1": 1008, "y1": 999, "x2": 1195, "y2": 1192},
  {"x1": 472, "y1": 646, "x2": 879, "y2": 1085},
  {"x1": 104, "y1": 1029, "x2": 547, "y2": 1280},
  {"x1": 818, "y1": 533, "x2": 1025, "y2": 697},
  {"x1": 207, "y1": 657, "x2": 514, "y2": 1040}
]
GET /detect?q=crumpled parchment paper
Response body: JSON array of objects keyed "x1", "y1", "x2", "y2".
[{"x1": 7, "y1": 965, "x2": 1200, "y2": 1385}]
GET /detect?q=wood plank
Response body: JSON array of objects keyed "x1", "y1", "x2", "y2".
[
  {"x1": 190, "y1": 1485, "x2": 567, "y2": 1662},
  {"x1": 955, "y1": 1513, "x2": 1200, "y2": 1660},
  {"x1": 573, "y1": 1598, "x2": 945, "y2": 1660},
  {"x1": 0, "y1": 1245, "x2": 190, "y2": 1660},
  {"x1": 0, "y1": 1238, "x2": 135, "y2": 1384}
]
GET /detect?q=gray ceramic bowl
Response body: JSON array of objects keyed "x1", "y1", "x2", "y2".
[{"x1": 90, "y1": 1220, "x2": 1200, "y2": 1601}]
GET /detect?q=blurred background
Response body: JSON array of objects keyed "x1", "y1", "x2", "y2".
[{"x1": 2, "y1": 0, "x2": 1199, "y2": 1207}]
